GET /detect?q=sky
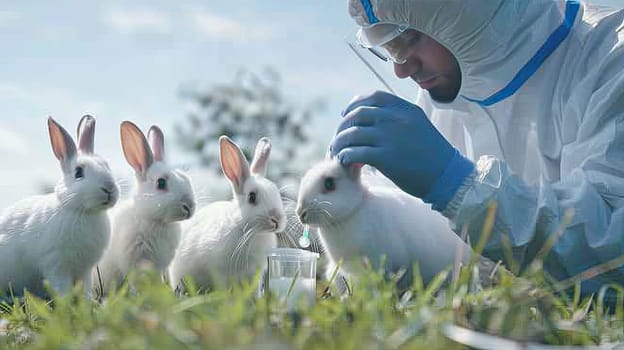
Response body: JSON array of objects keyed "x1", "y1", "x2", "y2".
[
  {"x1": 0, "y1": 0, "x2": 382, "y2": 207},
  {"x1": 0, "y1": 0, "x2": 622, "y2": 209}
]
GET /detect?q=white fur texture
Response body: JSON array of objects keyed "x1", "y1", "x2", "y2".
[
  {"x1": 0, "y1": 116, "x2": 118, "y2": 298},
  {"x1": 296, "y1": 160, "x2": 473, "y2": 288},
  {"x1": 94, "y1": 123, "x2": 195, "y2": 295},
  {"x1": 168, "y1": 136, "x2": 285, "y2": 291}
]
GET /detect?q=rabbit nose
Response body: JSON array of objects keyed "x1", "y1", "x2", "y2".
[
  {"x1": 268, "y1": 208, "x2": 281, "y2": 219},
  {"x1": 268, "y1": 209, "x2": 282, "y2": 228},
  {"x1": 103, "y1": 180, "x2": 117, "y2": 191},
  {"x1": 101, "y1": 187, "x2": 111, "y2": 199},
  {"x1": 295, "y1": 204, "x2": 304, "y2": 216},
  {"x1": 298, "y1": 209, "x2": 308, "y2": 223},
  {"x1": 103, "y1": 181, "x2": 116, "y2": 192},
  {"x1": 179, "y1": 194, "x2": 195, "y2": 217},
  {"x1": 270, "y1": 217, "x2": 280, "y2": 230},
  {"x1": 182, "y1": 204, "x2": 193, "y2": 218},
  {"x1": 182, "y1": 195, "x2": 195, "y2": 208}
]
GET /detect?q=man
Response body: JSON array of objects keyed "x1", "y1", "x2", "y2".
[{"x1": 331, "y1": 0, "x2": 624, "y2": 296}]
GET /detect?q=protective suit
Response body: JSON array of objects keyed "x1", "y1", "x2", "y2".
[{"x1": 348, "y1": 0, "x2": 624, "y2": 295}]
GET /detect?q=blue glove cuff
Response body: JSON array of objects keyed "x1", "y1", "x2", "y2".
[{"x1": 422, "y1": 149, "x2": 475, "y2": 212}]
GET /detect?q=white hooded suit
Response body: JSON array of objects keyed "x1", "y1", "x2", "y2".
[{"x1": 349, "y1": 0, "x2": 624, "y2": 294}]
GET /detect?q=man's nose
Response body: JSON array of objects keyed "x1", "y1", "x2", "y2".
[{"x1": 393, "y1": 58, "x2": 420, "y2": 79}]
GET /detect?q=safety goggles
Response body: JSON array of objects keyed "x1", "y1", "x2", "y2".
[
  {"x1": 344, "y1": 26, "x2": 422, "y2": 101},
  {"x1": 355, "y1": 23, "x2": 419, "y2": 65}
]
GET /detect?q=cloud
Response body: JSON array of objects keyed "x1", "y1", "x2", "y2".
[
  {"x1": 102, "y1": 9, "x2": 170, "y2": 35},
  {"x1": 192, "y1": 11, "x2": 273, "y2": 42}
]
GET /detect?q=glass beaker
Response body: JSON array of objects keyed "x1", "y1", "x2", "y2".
[{"x1": 267, "y1": 248, "x2": 319, "y2": 310}]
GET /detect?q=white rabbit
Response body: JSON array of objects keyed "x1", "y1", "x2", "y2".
[
  {"x1": 277, "y1": 200, "x2": 352, "y2": 296},
  {"x1": 168, "y1": 136, "x2": 286, "y2": 291},
  {"x1": 295, "y1": 159, "x2": 475, "y2": 290},
  {"x1": 93, "y1": 121, "x2": 195, "y2": 295},
  {"x1": 0, "y1": 115, "x2": 118, "y2": 298}
]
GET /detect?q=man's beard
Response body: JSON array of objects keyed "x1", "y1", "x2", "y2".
[{"x1": 428, "y1": 87, "x2": 459, "y2": 103}]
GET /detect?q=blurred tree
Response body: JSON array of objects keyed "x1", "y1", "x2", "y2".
[{"x1": 175, "y1": 67, "x2": 326, "y2": 187}]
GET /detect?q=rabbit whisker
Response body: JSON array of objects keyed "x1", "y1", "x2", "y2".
[
  {"x1": 319, "y1": 208, "x2": 334, "y2": 220},
  {"x1": 115, "y1": 178, "x2": 131, "y2": 190},
  {"x1": 230, "y1": 222, "x2": 261, "y2": 276},
  {"x1": 283, "y1": 219, "x2": 301, "y2": 234},
  {"x1": 283, "y1": 233, "x2": 296, "y2": 248},
  {"x1": 59, "y1": 192, "x2": 78, "y2": 209},
  {"x1": 279, "y1": 230, "x2": 297, "y2": 248},
  {"x1": 194, "y1": 193, "x2": 216, "y2": 207},
  {"x1": 229, "y1": 222, "x2": 255, "y2": 275},
  {"x1": 280, "y1": 197, "x2": 297, "y2": 206},
  {"x1": 275, "y1": 233, "x2": 285, "y2": 247},
  {"x1": 279, "y1": 183, "x2": 297, "y2": 192}
]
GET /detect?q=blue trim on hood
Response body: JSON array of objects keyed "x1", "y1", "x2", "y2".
[
  {"x1": 360, "y1": 0, "x2": 380, "y2": 24},
  {"x1": 462, "y1": 0, "x2": 580, "y2": 107}
]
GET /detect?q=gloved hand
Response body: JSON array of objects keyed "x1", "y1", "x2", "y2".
[{"x1": 330, "y1": 91, "x2": 474, "y2": 210}]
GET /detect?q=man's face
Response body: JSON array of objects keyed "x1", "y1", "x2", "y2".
[{"x1": 383, "y1": 30, "x2": 461, "y2": 103}]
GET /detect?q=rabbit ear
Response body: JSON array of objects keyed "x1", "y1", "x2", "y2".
[
  {"x1": 76, "y1": 115, "x2": 96, "y2": 154},
  {"x1": 250, "y1": 137, "x2": 271, "y2": 176},
  {"x1": 48, "y1": 117, "x2": 77, "y2": 171},
  {"x1": 147, "y1": 125, "x2": 165, "y2": 162},
  {"x1": 120, "y1": 121, "x2": 153, "y2": 180},
  {"x1": 347, "y1": 163, "x2": 363, "y2": 181},
  {"x1": 219, "y1": 136, "x2": 250, "y2": 194}
]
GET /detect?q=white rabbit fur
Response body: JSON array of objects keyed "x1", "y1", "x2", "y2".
[
  {"x1": 168, "y1": 136, "x2": 286, "y2": 291},
  {"x1": 295, "y1": 159, "x2": 473, "y2": 289},
  {"x1": 94, "y1": 122, "x2": 195, "y2": 294},
  {"x1": 0, "y1": 116, "x2": 118, "y2": 298}
]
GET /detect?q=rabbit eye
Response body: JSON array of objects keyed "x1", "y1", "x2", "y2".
[
  {"x1": 323, "y1": 177, "x2": 336, "y2": 192},
  {"x1": 248, "y1": 191, "x2": 257, "y2": 205},
  {"x1": 75, "y1": 166, "x2": 84, "y2": 179},
  {"x1": 156, "y1": 178, "x2": 167, "y2": 190}
]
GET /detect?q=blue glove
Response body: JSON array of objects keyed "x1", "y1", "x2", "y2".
[{"x1": 330, "y1": 91, "x2": 475, "y2": 211}]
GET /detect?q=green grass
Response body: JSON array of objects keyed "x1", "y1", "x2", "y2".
[
  {"x1": 1, "y1": 205, "x2": 623, "y2": 349},
  {"x1": 0, "y1": 258, "x2": 623, "y2": 350}
]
